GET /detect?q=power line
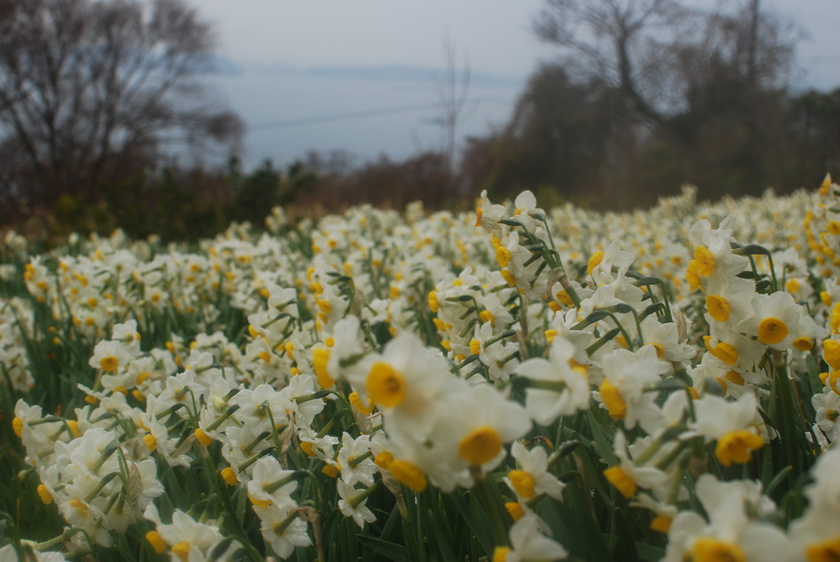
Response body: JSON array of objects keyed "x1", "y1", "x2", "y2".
[
  {"x1": 248, "y1": 102, "x2": 442, "y2": 132},
  {"x1": 246, "y1": 97, "x2": 514, "y2": 133}
]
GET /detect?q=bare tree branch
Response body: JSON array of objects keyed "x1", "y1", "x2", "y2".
[{"x1": 0, "y1": 0, "x2": 242, "y2": 205}]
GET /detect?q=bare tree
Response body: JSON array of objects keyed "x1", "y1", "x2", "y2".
[
  {"x1": 534, "y1": 0, "x2": 689, "y2": 130},
  {"x1": 533, "y1": 0, "x2": 799, "y2": 144},
  {"x1": 433, "y1": 38, "x2": 471, "y2": 176},
  {"x1": 0, "y1": 0, "x2": 243, "y2": 207}
]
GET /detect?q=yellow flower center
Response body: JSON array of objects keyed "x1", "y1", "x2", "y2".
[
  {"x1": 221, "y1": 467, "x2": 238, "y2": 486},
  {"x1": 458, "y1": 426, "x2": 503, "y2": 465},
  {"x1": 504, "y1": 502, "x2": 525, "y2": 521},
  {"x1": 649, "y1": 342, "x2": 666, "y2": 360},
  {"x1": 389, "y1": 459, "x2": 427, "y2": 492},
  {"x1": 349, "y1": 391, "x2": 374, "y2": 415},
  {"x1": 706, "y1": 295, "x2": 731, "y2": 322},
  {"x1": 556, "y1": 290, "x2": 574, "y2": 306},
  {"x1": 172, "y1": 541, "x2": 191, "y2": 562},
  {"x1": 758, "y1": 317, "x2": 789, "y2": 345},
  {"x1": 508, "y1": 469, "x2": 536, "y2": 499},
  {"x1": 694, "y1": 246, "x2": 716, "y2": 277},
  {"x1": 724, "y1": 370, "x2": 745, "y2": 386},
  {"x1": 496, "y1": 246, "x2": 512, "y2": 268},
  {"x1": 587, "y1": 251, "x2": 605, "y2": 275},
  {"x1": 428, "y1": 291, "x2": 439, "y2": 313},
  {"x1": 492, "y1": 546, "x2": 512, "y2": 562},
  {"x1": 366, "y1": 362, "x2": 407, "y2": 409},
  {"x1": 248, "y1": 493, "x2": 271, "y2": 509},
  {"x1": 500, "y1": 269, "x2": 516, "y2": 287},
  {"x1": 691, "y1": 536, "x2": 745, "y2": 562},
  {"x1": 100, "y1": 355, "x2": 119, "y2": 372},
  {"x1": 821, "y1": 371, "x2": 840, "y2": 394},
  {"x1": 143, "y1": 434, "x2": 157, "y2": 453},
  {"x1": 12, "y1": 417, "x2": 23, "y2": 438},
  {"x1": 715, "y1": 429, "x2": 764, "y2": 466},
  {"x1": 69, "y1": 498, "x2": 89, "y2": 516},
  {"x1": 830, "y1": 303, "x2": 840, "y2": 334},
  {"x1": 194, "y1": 428, "x2": 212, "y2": 446},
  {"x1": 650, "y1": 515, "x2": 671, "y2": 534},
  {"x1": 599, "y1": 379, "x2": 627, "y2": 420},
  {"x1": 312, "y1": 347, "x2": 333, "y2": 389},
  {"x1": 470, "y1": 339, "x2": 481, "y2": 355},
  {"x1": 686, "y1": 260, "x2": 701, "y2": 291},
  {"x1": 374, "y1": 451, "x2": 394, "y2": 469},
  {"x1": 145, "y1": 531, "x2": 167, "y2": 554},
  {"x1": 37, "y1": 484, "x2": 53, "y2": 505},
  {"x1": 806, "y1": 535, "x2": 840, "y2": 562},
  {"x1": 710, "y1": 342, "x2": 739, "y2": 366},
  {"x1": 603, "y1": 466, "x2": 636, "y2": 498}
]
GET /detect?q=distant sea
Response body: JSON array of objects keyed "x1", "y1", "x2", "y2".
[{"x1": 200, "y1": 62, "x2": 527, "y2": 170}]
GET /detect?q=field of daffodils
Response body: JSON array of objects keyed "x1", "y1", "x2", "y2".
[{"x1": 3, "y1": 179, "x2": 840, "y2": 561}]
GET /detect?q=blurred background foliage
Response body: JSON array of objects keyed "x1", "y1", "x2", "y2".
[{"x1": 0, "y1": 0, "x2": 838, "y2": 243}]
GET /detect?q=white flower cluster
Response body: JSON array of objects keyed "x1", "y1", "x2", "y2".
[{"x1": 4, "y1": 177, "x2": 840, "y2": 561}]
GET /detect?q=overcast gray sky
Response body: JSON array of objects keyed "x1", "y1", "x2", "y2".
[{"x1": 184, "y1": 0, "x2": 840, "y2": 168}]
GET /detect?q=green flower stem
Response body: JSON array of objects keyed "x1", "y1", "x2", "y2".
[
  {"x1": 527, "y1": 379, "x2": 568, "y2": 394},
  {"x1": 261, "y1": 312, "x2": 292, "y2": 329},
  {"x1": 272, "y1": 511, "x2": 299, "y2": 536},
  {"x1": 473, "y1": 471, "x2": 509, "y2": 548},
  {"x1": 244, "y1": 430, "x2": 272, "y2": 455},
  {"x1": 486, "y1": 330, "x2": 517, "y2": 346},
  {"x1": 294, "y1": 390, "x2": 332, "y2": 404},
  {"x1": 633, "y1": 438, "x2": 665, "y2": 466},
  {"x1": 238, "y1": 448, "x2": 274, "y2": 472},
  {"x1": 29, "y1": 416, "x2": 66, "y2": 426},
  {"x1": 156, "y1": 402, "x2": 186, "y2": 420},
  {"x1": 499, "y1": 352, "x2": 520, "y2": 366},
  {"x1": 296, "y1": 470, "x2": 323, "y2": 511},
  {"x1": 349, "y1": 450, "x2": 374, "y2": 469},
  {"x1": 315, "y1": 414, "x2": 338, "y2": 438},
  {"x1": 349, "y1": 480, "x2": 380, "y2": 510},
  {"x1": 35, "y1": 528, "x2": 81, "y2": 551},
  {"x1": 546, "y1": 440, "x2": 580, "y2": 468},
  {"x1": 84, "y1": 471, "x2": 119, "y2": 502},
  {"x1": 452, "y1": 354, "x2": 481, "y2": 371},
  {"x1": 586, "y1": 328, "x2": 622, "y2": 356},
  {"x1": 666, "y1": 455, "x2": 689, "y2": 505},
  {"x1": 770, "y1": 351, "x2": 804, "y2": 484},
  {"x1": 101, "y1": 490, "x2": 124, "y2": 518},
  {"x1": 264, "y1": 473, "x2": 299, "y2": 495},
  {"x1": 654, "y1": 440, "x2": 690, "y2": 472},
  {"x1": 264, "y1": 404, "x2": 285, "y2": 459},
  {"x1": 91, "y1": 442, "x2": 119, "y2": 475},
  {"x1": 603, "y1": 311, "x2": 635, "y2": 351},
  {"x1": 205, "y1": 403, "x2": 241, "y2": 432}
]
